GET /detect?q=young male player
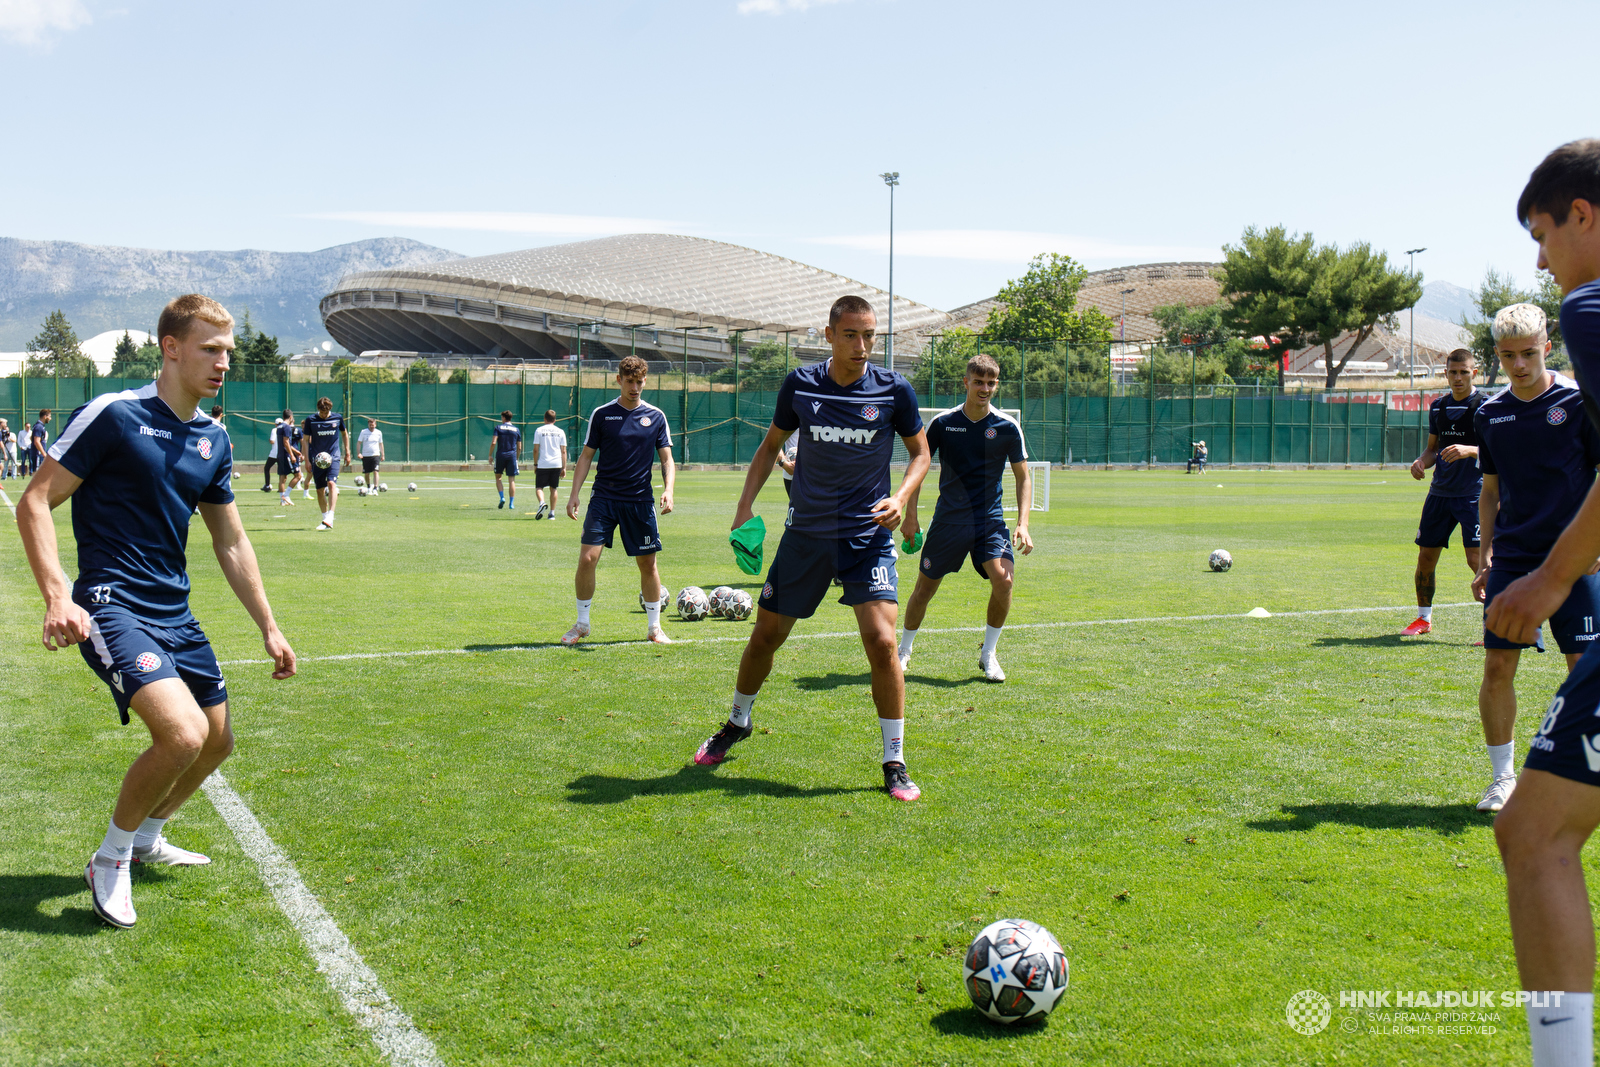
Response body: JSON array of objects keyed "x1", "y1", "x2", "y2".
[
  {"x1": 15, "y1": 294, "x2": 296, "y2": 930},
  {"x1": 1403, "y1": 349, "x2": 1487, "y2": 635},
  {"x1": 491, "y1": 410, "x2": 521, "y2": 509},
  {"x1": 1472, "y1": 304, "x2": 1600, "y2": 817},
  {"x1": 356, "y1": 417, "x2": 384, "y2": 490},
  {"x1": 1487, "y1": 140, "x2": 1600, "y2": 1067},
  {"x1": 273, "y1": 410, "x2": 301, "y2": 506},
  {"x1": 563, "y1": 356, "x2": 674, "y2": 644},
  {"x1": 690, "y1": 295, "x2": 931, "y2": 802},
  {"x1": 897, "y1": 353, "x2": 1033, "y2": 682},
  {"x1": 302, "y1": 397, "x2": 350, "y2": 530},
  {"x1": 29, "y1": 408, "x2": 51, "y2": 476},
  {"x1": 533, "y1": 409, "x2": 567, "y2": 519}
]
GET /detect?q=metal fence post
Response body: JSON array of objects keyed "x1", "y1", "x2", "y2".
[
  {"x1": 1105, "y1": 345, "x2": 1113, "y2": 467},
  {"x1": 1268, "y1": 390, "x2": 1276, "y2": 466},
  {"x1": 1380, "y1": 390, "x2": 1390, "y2": 468},
  {"x1": 1229, "y1": 385, "x2": 1237, "y2": 466},
  {"x1": 1147, "y1": 346, "x2": 1155, "y2": 467},
  {"x1": 1061, "y1": 347, "x2": 1070, "y2": 465}
]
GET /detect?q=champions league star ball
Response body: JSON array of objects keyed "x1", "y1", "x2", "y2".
[
  {"x1": 725, "y1": 589, "x2": 754, "y2": 621},
  {"x1": 1208, "y1": 549, "x2": 1233, "y2": 572},
  {"x1": 407, "y1": 482, "x2": 418, "y2": 493},
  {"x1": 354, "y1": 476, "x2": 365, "y2": 487},
  {"x1": 314, "y1": 451, "x2": 332, "y2": 470},
  {"x1": 640, "y1": 586, "x2": 672, "y2": 611},
  {"x1": 963, "y1": 919, "x2": 1069, "y2": 1024},
  {"x1": 379, "y1": 483, "x2": 389, "y2": 492},
  {"x1": 708, "y1": 586, "x2": 736, "y2": 618},
  {"x1": 676, "y1": 586, "x2": 711, "y2": 621}
]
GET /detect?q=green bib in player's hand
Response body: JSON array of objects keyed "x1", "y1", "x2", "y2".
[
  {"x1": 730, "y1": 515, "x2": 767, "y2": 575},
  {"x1": 901, "y1": 530, "x2": 924, "y2": 555}
]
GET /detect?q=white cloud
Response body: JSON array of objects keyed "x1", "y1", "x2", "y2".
[
  {"x1": 0, "y1": 0, "x2": 91, "y2": 46},
  {"x1": 303, "y1": 211, "x2": 687, "y2": 236},
  {"x1": 736, "y1": 0, "x2": 850, "y2": 15},
  {"x1": 806, "y1": 229, "x2": 1220, "y2": 264}
]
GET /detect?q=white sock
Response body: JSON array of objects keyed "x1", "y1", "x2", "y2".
[
  {"x1": 132, "y1": 816, "x2": 167, "y2": 850},
  {"x1": 1418, "y1": 604, "x2": 1433, "y2": 621},
  {"x1": 645, "y1": 600, "x2": 661, "y2": 629},
  {"x1": 1528, "y1": 992, "x2": 1592, "y2": 1067},
  {"x1": 982, "y1": 624, "x2": 1003, "y2": 659},
  {"x1": 880, "y1": 717, "x2": 905, "y2": 765},
  {"x1": 729, "y1": 689, "x2": 757, "y2": 728},
  {"x1": 97, "y1": 819, "x2": 136, "y2": 862},
  {"x1": 899, "y1": 628, "x2": 917, "y2": 657},
  {"x1": 575, "y1": 598, "x2": 592, "y2": 627},
  {"x1": 1489, "y1": 741, "x2": 1516, "y2": 780}
]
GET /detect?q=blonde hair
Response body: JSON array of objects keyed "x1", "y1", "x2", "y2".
[
  {"x1": 1492, "y1": 303, "x2": 1547, "y2": 343},
  {"x1": 157, "y1": 294, "x2": 233, "y2": 344}
]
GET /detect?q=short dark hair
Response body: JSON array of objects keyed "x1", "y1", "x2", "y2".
[
  {"x1": 317, "y1": 396, "x2": 332, "y2": 412},
  {"x1": 501, "y1": 410, "x2": 514, "y2": 421},
  {"x1": 543, "y1": 409, "x2": 557, "y2": 422},
  {"x1": 1518, "y1": 139, "x2": 1600, "y2": 228},
  {"x1": 829, "y1": 295, "x2": 876, "y2": 327},
  {"x1": 38, "y1": 408, "x2": 50, "y2": 418},
  {"x1": 1446, "y1": 348, "x2": 1476, "y2": 366},
  {"x1": 281, "y1": 408, "x2": 292, "y2": 419},
  {"x1": 618, "y1": 355, "x2": 649, "y2": 379},
  {"x1": 211, "y1": 404, "x2": 223, "y2": 416}
]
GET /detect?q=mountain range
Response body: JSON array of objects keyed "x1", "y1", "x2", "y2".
[{"x1": 0, "y1": 236, "x2": 464, "y2": 354}]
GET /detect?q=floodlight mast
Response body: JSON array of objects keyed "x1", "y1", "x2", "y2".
[
  {"x1": 1406, "y1": 248, "x2": 1426, "y2": 388},
  {"x1": 880, "y1": 172, "x2": 899, "y2": 369}
]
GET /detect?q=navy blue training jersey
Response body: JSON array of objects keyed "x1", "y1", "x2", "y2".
[
  {"x1": 1427, "y1": 389, "x2": 1487, "y2": 498},
  {"x1": 1476, "y1": 374, "x2": 1600, "y2": 571},
  {"x1": 772, "y1": 360, "x2": 922, "y2": 538},
  {"x1": 302, "y1": 412, "x2": 346, "y2": 461},
  {"x1": 274, "y1": 421, "x2": 294, "y2": 456},
  {"x1": 492, "y1": 423, "x2": 522, "y2": 458},
  {"x1": 31, "y1": 419, "x2": 48, "y2": 449},
  {"x1": 925, "y1": 405, "x2": 1028, "y2": 526},
  {"x1": 48, "y1": 383, "x2": 234, "y2": 625},
  {"x1": 584, "y1": 399, "x2": 671, "y2": 500},
  {"x1": 1562, "y1": 279, "x2": 1600, "y2": 432}
]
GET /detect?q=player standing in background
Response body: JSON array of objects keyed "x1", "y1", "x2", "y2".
[
  {"x1": 1, "y1": 418, "x2": 17, "y2": 479},
  {"x1": 302, "y1": 398, "x2": 350, "y2": 531},
  {"x1": 533, "y1": 409, "x2": 567, "y2": 519},
  {"x1": 1472, "y1": 305, "x2": 1600, "y2": 817},
  {"x1": 260, "y1": 414, "x2": 281, "y2": 492},
  {"x1": 776, "y1": 433, "x2": 798, "y2": 497},
  {"x1": 691, "y1": 295, "x2": 931, "y2": 802},
  {"x1": 491, "y1": 410, "x2": 521, "y2": 509},
  {"x1": 273, "y1": 411, "x2": 301, "y2": 506},
  {"x1": 356, "y1": 417, "x2": 384, "y2": 492},
  {"x1": 563, "y1": 357, "x2": 674, "y2": 644},
  {"x1": 1403, "y1": 349, "x2": 1487, "y2": 636},
  {"x1": 1485, "y1": 141, "x2": 1600, "y2": 1067},
  {"x1": 30, "y1": 409, "x2": 51, "y2": 476},
  {"x1": 15, "y1": 294, "x2": 295, "y2": 930},
  {"x1": 897, "y1": 353, "x2": 1032, "y2": 682}
]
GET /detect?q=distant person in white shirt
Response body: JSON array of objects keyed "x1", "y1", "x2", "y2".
[
  {"x1": 0, "y1": 419, "x2": 16, "y2": 479},
  {"x1": 357, "y1": 418, "x2": 384, "y2": 488},
  {"x1": 776, "y1": 434, "x2": 798, "y2": 498},
  {"x1": 532, "y1": 409, "x2": 569, "y2": 520}
]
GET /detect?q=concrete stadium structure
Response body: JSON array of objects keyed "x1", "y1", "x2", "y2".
[{"x1": 320, "y1": 233, "x2": 948, "y2": 367}]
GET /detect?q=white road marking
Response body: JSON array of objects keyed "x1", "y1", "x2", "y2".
[
  {"x1": 217, "y1": 602, "x2": 1478, "y2": 667},
  {"x1": 202, "y1": 773, "x2": 445, "y2": 1067}
]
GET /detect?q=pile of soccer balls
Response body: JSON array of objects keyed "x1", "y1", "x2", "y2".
[
  {"x1": 675, "y1": 585, "x2": 753, "y2": 622},
  {"x1": 353, "y1": 476, "x2": 389, "y2": 497}
]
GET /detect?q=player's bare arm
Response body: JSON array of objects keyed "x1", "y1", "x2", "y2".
[
  {"x1": 198, "y1": 501, "x2": 296, "y2": 679},
  {"x1": 1012, "y1": 460, "x2": 1034, "y2": 554},
  {"x1": 869, "y1": 428, "x2": 930, "y2": 531},
  {"x1": 658, "y1": 446, "x2": 675, "y2": 514},
  {"x1": 900, "y1": 481, "x2": 922, "y2": 543},
  {"x1": 567, "y1": 446, "x2": 596, "y2": 519},
  {"x1": 732, "y1": 424, "x2": 791, "y2": 529},
  {"x1": 16, "y1": 456, "x2": 92, "y2": 650},
  {"x1": 1410, "y1": 433, "x2": 1439, "y2": 480},
  {"x1": 1439, "y1": 443, "x2": 1479, "y2": 463}
]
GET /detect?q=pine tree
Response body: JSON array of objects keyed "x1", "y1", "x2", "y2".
[{"x1": 25, "y1": 310, "x2": 93, "y2": 378}]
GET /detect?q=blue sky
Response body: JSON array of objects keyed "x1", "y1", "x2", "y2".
[{"x1": 0, "y1": 0, "x2": 1589, "y2": 311}]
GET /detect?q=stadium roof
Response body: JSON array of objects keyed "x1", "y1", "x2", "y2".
[{"x1": 321, "y1": 234, "x2": 948, "y2": 363}]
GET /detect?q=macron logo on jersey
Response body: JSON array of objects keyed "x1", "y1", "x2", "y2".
[
  {"x1": 138, "y1": 425, "x2": 173, "y2": 441},
  {"x1": 1490, "y1": 415, "x2": 1516, "y2": 424},
  {"x1": 811, "y1": 425, "x2": 879, "y2": 444}
]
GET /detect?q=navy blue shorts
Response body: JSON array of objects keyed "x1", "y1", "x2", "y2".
[
  {"x1": 311, "y1": 456, "x2": 340, "y2": 490},
  {"x1": 1416, "y1": 493, "x2": 1480, "y2": 548},
  {"x1": 582, "y1": 495, "x2": 661, "y2": 556},
  {"x1": 495, "y1": 456, "x2": 519, "y2": 477},
  {"x1": 275, "y1": 455, "x2": 292, "y2": 476},
  {"x1": 1526, "y1": 640, "x2": 1600, "y2": 785},
  {"x1": 758, "y1": 526, "x2": 898, "y2": 619},
  {"x1": 919, "y1": 519, "x2": 1014, "y2": 581},
  {"x1": 78, "y1": 609, "x2": 227, "y2": 725},
  {"x1": 1484, "y1": 569, "x2": 1600, "y2": 654}
]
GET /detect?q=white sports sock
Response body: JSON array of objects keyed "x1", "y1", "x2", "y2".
[
  {"x1": 982, "y1": 624, "x2": 1003, "y2": 659},
  {"x1": 1418, "y1": 604, "x2": 1433, "y2": 621},
  {"x1": 1489, "y1": 741, "x2": 1516, "y2": 780},
  {"x1": 132, "y1": 816, "x2": 167, "y2": 850},
  {"x1": 899, "y1": 628, "x2": 917, "y2": 657},
  {"x1": 645, "y1": 599, "x2": 661, "y2": 629},
  {"x1": 880, "y1": 717, "x2": 905, "y2": 765},
  {"x1": 1528, "y1": 992, "x2": 1592, "y2": 1067},
  {"x1": 575, "y1": 598, "x2": 593, "y2": 627},
  {"x1": 729, "y1": 689, "x2": 757, "y2": 728},
  {"x1": 97, "y1": 819, "x2": 136, "y2": 862}
]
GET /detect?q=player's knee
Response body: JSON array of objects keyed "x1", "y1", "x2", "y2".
[
  {"x1": 863, "y1": 631, "x2": 897, "y2": 665},
  {"x1": 991, "y1": 568, "x2": 1014, "y2": 594}
]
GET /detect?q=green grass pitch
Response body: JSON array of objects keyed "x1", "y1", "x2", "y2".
[{"x1": 0, "y1": 469, "x2": 1582, "y2": 1064}]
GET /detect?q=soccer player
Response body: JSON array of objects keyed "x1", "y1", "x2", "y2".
[
  {"x1": 690, "y1": 295, "x2": 931, "y2": 802},
  {"x1": 1472, "y1": 304, "x2": 1600, "y2": 817},
  {"x1": 533, "y1": 409, "x2": 568, "y2": 519},
  {"x1": 273, "y1": 410, "x2": 301, "y2": 506},
  {"x1": 0, "y1": 418, "x2": 16, "y2": 479},
  {"x1": 1402, "y1": 349, "x2": 1488, "y2": 635},
  {"x1": 30, "y1": 408, "x2": 51, "y2": 476},
  {"x1": 15, "y1": 294, "x2": 296, "y2": 930},
  {"x1": 897, "y1": 353, "x2": 1033, "y2": 682},
  {"x1": 356, "y1": 417, "x2": 384, "y2": 491},
  {"x1": 301, "y1": 397, "x2": 350, "y2": 530},
  {"x1": 291, "y1": 420, "x2": 309, "y2": 498},
  {"x1": 491, "y1": 410, "x2": 521, "y2": 509},
  {"x1": 1486, "y1": 141, "x2": 1600, "y2": 1067},
  {"x1": 563, "y1": 356, "x2": 675, "y2": 644}
]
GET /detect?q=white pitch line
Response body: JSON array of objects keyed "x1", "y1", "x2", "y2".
[
  {"x1": 0, "y1": 487, "x2": 14, "y2": 518},
  {"x1": 216, "y1": 602, "x2": 1478, "y2": 667},
  {"x1": 202, "y1": 773, "x2": 445, "y2": 1067}
]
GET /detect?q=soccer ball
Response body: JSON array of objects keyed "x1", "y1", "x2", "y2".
[
  {"x1": 640, "y1": 586, "x2": 672, "y2": 611},
  {"x1": 354, "y1": 476, "x2": 365, "y2": 487},
  {"x1": 407, "y1": 482, "x2": 418, "y2": 493},
  {"x1": 1208, "y1": 549, "x2": 1233, "y2": 572},
  {"x1": 379, "y1": 483, "x2": 388, "y2": 492},
  {"x1": 725, "y1": 590, "x2": 753, "y2": 621},
  {"x1": 708, "y1": 586, "x2": 736, "y2": 618},
  {"x1": 231, "y1": 471, "x2": 240, "y2": 479},
  {"x1": 314, "y1": 451, "x2": 332, "y2": 469},
  {"x1": 676, "y1": 586, "x2": 711, "y2": 621},
  {"x1": 963, "y1": 919, "x2": 1069, "y2": 1024}
]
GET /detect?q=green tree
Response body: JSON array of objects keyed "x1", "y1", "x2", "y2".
[
  {"x1": 25, "y1": 310, "x2": 94, "y2": 378},
  {"x1": 1217, "y1": 225, "x2": 1321, "y2": 370},
  {"x1": 908, "y1": 328, "x2": 1083, "y2": 399},
  {"x1": 711, "y1": 338, "x2": 794, "y2": 390},
  {"x1": 405, "y1": 359, "x2": 441, "y2": 384},
  {"x1": 1147, "y1": 347, "x2": 1230, "y2": 386},
  {"x1": 109, "y1": 331, "x2": 161, "y2": 379},
  {"x1": 232, "y1": 309, "x2": 288, "y2": 383},
  {"x1": 1302, "y1": 242, "x2": 1423, "y2": 389},
  {"x1": 1150, "y1": 301, "x2": 1267, "y2": 379},
  {"x1": 447, "y1": 368, "x2": 472, "y2": 385},
  {"x1": 984, "y1": 253, "x2": 1116, "y2": 345}
]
